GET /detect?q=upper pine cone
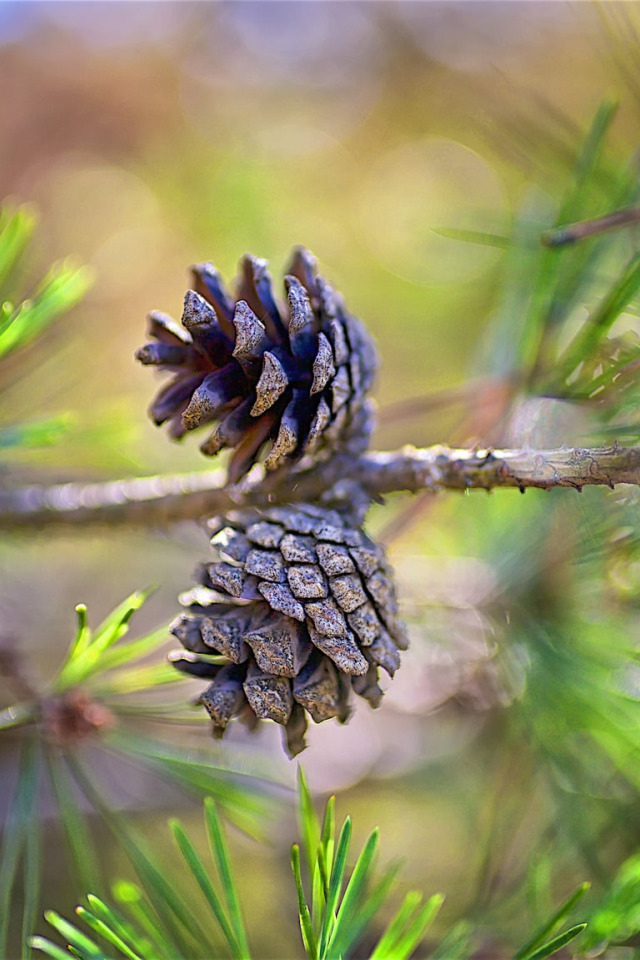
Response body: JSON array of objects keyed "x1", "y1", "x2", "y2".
[
  {"x1": 136, "y1": 248, "x2": 378, "y2": 482},
  {"x1": 169, "y1": 504, "x2": 408, "y2": 757}
]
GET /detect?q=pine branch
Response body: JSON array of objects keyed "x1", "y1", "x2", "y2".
[{"x1": 1, "y1": 442, "x2": 638, "y2": 531}]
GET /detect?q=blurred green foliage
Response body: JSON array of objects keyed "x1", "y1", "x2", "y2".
[
  {"x1": 0, "y1": 204, "x2": 92, "y2": 455},
  {"x1": 6, "y1": 4, "x2": 640, "y2": 959},
  {"x1": 0, "y1": 594, "x2": 271, "y2": 959},
  {"x1": 0, "y1": 205, "x2": 91, "y2": 362},
  {"x1": 28, "y1": 779, "x2": 587, "y2": 960}
]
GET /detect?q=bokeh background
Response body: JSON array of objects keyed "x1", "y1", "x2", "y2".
[{"x1": 4, "y1": 2, "x2": 640, "y2": 957}]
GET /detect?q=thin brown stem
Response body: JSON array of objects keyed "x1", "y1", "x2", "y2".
[{"x1": 542, "y1": 205, "x2": 640, "y2": 247}]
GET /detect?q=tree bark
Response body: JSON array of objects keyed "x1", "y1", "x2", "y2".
[{"x1": 1, "y1": 443, "x2": 637, "y2": 531}]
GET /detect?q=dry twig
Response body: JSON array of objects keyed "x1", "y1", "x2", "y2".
[{"x1": 1, "y1": 442, "x2": 637, "y2": 532}]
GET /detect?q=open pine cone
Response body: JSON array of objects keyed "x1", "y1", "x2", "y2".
[
  {"x1": 169, "y1": 503, "x2": 408, "y2": 757},
  {"x1": 136, "y1": 248, "x2": 377, "y2": 482}
]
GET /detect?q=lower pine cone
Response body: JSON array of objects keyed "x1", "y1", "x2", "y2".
[{"x1": 169, "y1": 503, "x2": 408, "y2": 757}]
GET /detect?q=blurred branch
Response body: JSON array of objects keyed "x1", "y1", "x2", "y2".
[
  {"x1": 542, "y1": 205, "x2": 640, "y2": 247},
  {"x1": 377, "y1": 379, "x2": 493, "y2": 425},
  {"x1": 1, "y1": 442, "x2": 639, "y2": 530}
]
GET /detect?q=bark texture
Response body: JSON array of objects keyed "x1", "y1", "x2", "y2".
[{"x1": 1, "y1": 443, "x2": 637, "y2": 531}]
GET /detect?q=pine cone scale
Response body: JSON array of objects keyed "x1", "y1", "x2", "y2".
[
  {"x1": 240, "y1": 255, "x2": 288, "y2": 344},
  {"x1": 244, "y1": 548, "x2": 287, "y2": 583},
  {"x1": 284, "y1": 276, "x2": 317, "y2": 359},
  {"x1": 244, "y1": 663, "x2": 293, "y2": 725},
  {"x1": 201, "y1": 617, "x2": 250, "y2": 664},
  {"x1": 182, "y1": 291, "x2": 234, "y2": 351},
  {"x1": 182, "y1": 364, "x2": 244, "y2": 430},
  {"x1": 310, "y1": 332, "x2": 336, "y2": 394},
  {"x1": 293, "y1": 655, "x2": 340, "y2": 723},
  {"x1": 280, "y1": 534, "x2": 317, "y2": 564},
  {"x1": 149, "y1": 373, "x2": 205, "y2": 427},
  {"x1": 250, "y1": 351, "x2": 289, "y2": 416},
  {"x1": 244, "y1": 617, "x2": 312, "y2": 678},
  {"x1": 287, "y1": 564, "x2": 328, "y2": 600},
  {"x1": 316, "y1": 543, "x2": 355, "y2": 576},
  {"x1": 191, "y1": 263, "x2": 237, "y2": 332},
  {"x1": 258, "y1": 582, "x2": 306, "y2": 622},
  {"x1": 231, "y1": 302, "x2": 268, "y2": 368}
]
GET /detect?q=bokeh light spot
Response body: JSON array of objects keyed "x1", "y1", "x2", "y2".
[{"x1": 358, "y1": 137, "x2": 509, "y2": 286}]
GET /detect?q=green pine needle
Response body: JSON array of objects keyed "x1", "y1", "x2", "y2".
[
  {"x1": 319, "y1": 797, "x2": 336, "y2": 897},
  {"x1": 0, "y1": 739, "x2": 42, "y2": 958},
  {"x1": 297, "y1": 767, "x2": 321, "y2": 888},
  {"x1": 291, "y1": 844, "x2": 318, "y2": 960},
  {"x1": 0, "y1": 257, "x2": 93, "y2": 360},
  {"x1": 0, "y1": 204, "x2": 36, "y2": 290},
  {"x1": 337, "y1": 864, "x2": 400, "y2": 960},
  {"x1": 111, "y1": 883, "x2": 175, "y2": 960},
  {"x1": 74, "y1": 908, "x2": 143, "y2": 960},
  {"x1": 85, "y1": 896, "x2": 152, "y2": 960},
  {"x1": 41, "y1": 910, "x2": 108, "y2": 960},
  {"x1": 29, "y1": 936, "x2": 76, "y2": 960},
  {"x1": 372, "y1": 891, "x2": 444, "y2": 960},
  {"x1": 46, "y1": 752, "x2": 101, "y2": 897},
  {"x1": 170, "y1": 818, "x2": 240, "y2": 957},
  {"x1": 551, "y1": 252, "x2": 640, "y2": 388},
  {"x1": 204, "y1": 798, "x2": 251, "y2": 959},
  {"x1": 517, "y1": 923, "x2": 587, "y2": 960},
  {"x1": 54, "y1": 590, "x2": 155, "y2": 693},
  {"x1": 107, "y1": 732, "x2": 270, "y2": 836},
  {"x1": 429, "y1": 226, "x2": 512, "y2": 249},
  {"x1": 318, "y1": 817, "x2": 352, "y2": 959},
  {"x1": 513, "y1": 881, "x2": 590, "y2": 960},
  {"x1": 21, "y1": 782, "x2": 44, "y2": 960},
  {"x1": 0, "y1": 414, "x2": 73, "y2": 451},
  {"x1": 325, "y1": 828, "x2": 380, "y2": 960}
]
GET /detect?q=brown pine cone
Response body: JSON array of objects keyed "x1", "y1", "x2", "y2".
[
  {"x1": 169, "y1": 503, "x2": 408, "y2": 757},
  {"x1": 136, "y1": 248, "x2": 377, "y2": 482}
]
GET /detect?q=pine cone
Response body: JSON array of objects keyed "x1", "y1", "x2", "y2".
[
  {"x1": 136, "y1": 248, "x2": 377, "y2": 482},
  {"x1": 169, "y1": 504, "x2": 408, "y2": 757}
]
